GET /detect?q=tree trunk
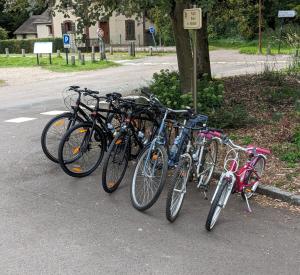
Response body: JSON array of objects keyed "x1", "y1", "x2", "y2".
[
  {"x1": 170, "y1": 0, "x2": 193, "y2": 93},
  {"x1": 196, "y1": 13, "x2": 211, "y2": 79}
]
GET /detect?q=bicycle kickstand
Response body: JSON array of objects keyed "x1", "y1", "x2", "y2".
[{"x1": 245, "y1": 196, "x2": 252, "y2": 213}]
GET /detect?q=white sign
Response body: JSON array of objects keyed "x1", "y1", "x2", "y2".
[
  {"x1": 63, "y1": 34, "x2": 71, "y2": 48},
  {"x1": 183, "y1": 8, "x2": 202, "y2": 29},
  {"x1": 278, "y1": 10, "x2": 297, "y2": 18},
  {"x1": 34, "y1": 42, "x2": 53, "y2": 54}
]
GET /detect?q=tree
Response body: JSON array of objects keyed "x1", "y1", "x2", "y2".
[
  {"x1": 0, "y1": 27, "x2": 8, "y2": 40},
  {"x1": 50, "y1": 0, "x2": 213, "y2": 93},
  {"x1": 0, "y1": 0, "x2": 46, "y2": 38}
]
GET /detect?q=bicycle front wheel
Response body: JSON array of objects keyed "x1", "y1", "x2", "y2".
[
  {"x1": 166, "y1": 155, "x2": 192, "y2": 222},
  {"x1": 58, "y1": 123, "x2": 105, "y2": 177},
  {"x1": 205, "y1": 179, "x2": 231, "y2": 231},
  {"x1": 41, "y1": 112, "x2": 83, "y2": 163},
  {"x1": 101, "y1": 133, "x2": 130, "y2": 193},
  {"x1": 131, "y1": 144, "x2": 168, "y2": 211}
]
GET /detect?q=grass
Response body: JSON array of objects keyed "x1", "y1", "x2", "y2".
[
  {"x1": 0, "y1": 55, "x2": 119, "y2": 72},
  {"x1": 210, "y1": 37, "x2": 296, "y2": 55},
  {"x1": 0, "y1": 80, "x2": 5, "y2": 86}
]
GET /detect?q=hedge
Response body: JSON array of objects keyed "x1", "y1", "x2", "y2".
[{"x1": 0, "y1": 38, "x2": 63, "y2": 54}]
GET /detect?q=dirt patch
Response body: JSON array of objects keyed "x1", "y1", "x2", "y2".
[{"x1": 216, "y1": 74, "x2": 300, "y2": 194}]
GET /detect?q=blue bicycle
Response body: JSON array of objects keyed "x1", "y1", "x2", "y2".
[{"x1": 130, "y1": 93, "x2": 207, "y2": 211}]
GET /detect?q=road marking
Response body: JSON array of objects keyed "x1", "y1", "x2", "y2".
[
  {"x1": 40, "y1": 110, "x2": 66, "y2": 116},
  {"x1": 4, "y1": 117, "x2": 37, "y2": 123}
]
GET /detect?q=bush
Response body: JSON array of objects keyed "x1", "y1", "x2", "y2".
[
  {"x1": 148, "y1": 69, "x2": 257, "y2": 128},
  {"x1": 272, "y1": 127, "x2": 300, "y2": 166},
  {"x1": 0, "y1": 27, "x2": 8, "y2": 40},
  {"x1": 149, "y1": 70, "x2": 224, "y2": 113},
  {"x1": 0, "y1": 38, "x2": 63, "y2": 53}
]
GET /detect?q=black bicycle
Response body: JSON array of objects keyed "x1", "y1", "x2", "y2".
[
  {"x1": 41, "y1": 86, "x2": 100, "y2": 163},
  {"x1": 57, "y1": 92, "x2": 130, "y2": 177},
  {"x1": 101, "y1": 96, "x2": 161, "y2": 193}
]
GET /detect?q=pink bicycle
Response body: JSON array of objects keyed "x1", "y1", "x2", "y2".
[{"x1": 205, "y1": 133, "x2": 271, "y2": 231}]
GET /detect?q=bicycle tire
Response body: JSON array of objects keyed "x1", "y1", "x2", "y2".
[
  {"x1": 205, "y1": 179, "x2": 230, "y2": 231},
  {"x1": 241, "y1": 156, "x2": 265, "y2": 200},
  {"x1": 131, "y1": 144, "x2": 168, "y2": 211},
  {"x1": 41, "y1": 112, "x2": 83, "y2": 163},
  {"x1": 58, "y1": 122, "x2": 106, "y2": 177},
  {"x1": 198, "y1": 139, "x2": 218, "y2": 187},
  {"x1": 166, "y1": 155, "x2": 192, "y2": 222},
  {"x1": 102, "y1": 133, "x2": 130, "y2": 193}
]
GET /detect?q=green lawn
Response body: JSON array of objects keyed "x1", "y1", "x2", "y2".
[
  {"x1": 0, "y1": 80, "x2": 5, "y2": 86},
  {"x1": 210, "y1": 38, "x2": 296, "y2": 55},
  {"x1": 0, "y1": 55, "x2": 119, "y2": 72}
]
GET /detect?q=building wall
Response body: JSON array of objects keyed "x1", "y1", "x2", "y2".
[
  {"x1": 37, "y1": 24, "x2": 52, "y2": 38},
  {"x1": 52, "y1": 8, "x2": 149, "y2": 45},
  {"x1": 108, "y1": 12, "x2": 145, "y2": 45},
  {"x1": 16, "y1": 34, "x2": 37, "y2": 40},
  {"x1": 52, "y1": 10, "x2": 77, "y2": 37}
]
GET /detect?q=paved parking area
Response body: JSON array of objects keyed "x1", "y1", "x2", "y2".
[{"x1": 0, "y1": 100, "x2": 299, "y2": 274}]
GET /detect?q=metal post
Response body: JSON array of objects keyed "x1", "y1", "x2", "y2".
[
  {"x1": 5, "y1": 48, "x2": 9, "y2": 57},
  {"x1": 91, "y1": 52, "x2": 95, "y2": 63},
  {"x1": 258, "y1": 0, "x2": 262, "y2": 54},
  {"x1": 81, "y1": 54, "x2": 85, "y2": 65},
  {"x1": 71, "y1": 55, "x2": 75, "y2": 65},
  {"x1": 193, "y1": 30, "x2": 197, "y2": 113},
  {"x1": 49, "y1": 54, "x2": 52, "y2": 65},
  {"x1": 278, "y1": 19, "x2": 284, "y2": 54},
  {"x1": 78, "y1": 50, "x2": 81, "y2": 61},
  {"x1": 36, "y1": 54, "x2": 39, "y2": 65},
  {"x1": 66, "y1": 48, "x2": 69, "y2": 65}
]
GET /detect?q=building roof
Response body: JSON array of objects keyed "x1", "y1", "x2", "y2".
[{"x1": 14, "y1": 10, "x2": 52, "y2": 35}]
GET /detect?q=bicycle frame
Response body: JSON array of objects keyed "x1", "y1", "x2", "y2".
[{"x1": 211, "y1": 139, "x2": 269, "y2": 212}]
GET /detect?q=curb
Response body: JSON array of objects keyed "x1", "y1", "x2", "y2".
[
  {"x1": 214, "y1": 171, "x2": 300, "y2": 206},
  {"x1": 257, "y1": 185, "x2": 300, "y2": 206}
]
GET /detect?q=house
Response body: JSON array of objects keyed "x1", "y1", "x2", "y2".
[
  {"x1": 14, "y1": 10, "x2": 53, "y2": 40},
  {"x1": 14, "y1": 8, "x2": 153, "y2": 46}
]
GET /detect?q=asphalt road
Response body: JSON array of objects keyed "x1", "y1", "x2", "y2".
[{"x1": 0, "y1": 51, "x2": 299, "y2": 274}]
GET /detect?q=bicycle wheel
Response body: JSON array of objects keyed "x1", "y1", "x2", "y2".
[
  {"x1": 131, "y1": 144, "x2": 168, "y2": 211},
  {"x1": 102, "y1": 133, "x2": 130, "y2": 193},
  {"x1": 198, "y1": 139, "x2": 218, "y2": 187},
  {"x1": 166, "y1": 155, "x2": 192, "y2": 222},
  {"x1": 41, "y1": 112, "x2": 83, "y2": 163},
  {"x1": 242, "y1": 156, "x2": 265, "y2": 200},
  {"x1": 58, "y1": 122, "x2": 105, "y2": 177},
  {"x1": 205, "y1": 179, "x2": 231, "y2": 231}
]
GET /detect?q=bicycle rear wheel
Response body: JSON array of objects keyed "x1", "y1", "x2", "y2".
[
  {"x1": 58, "y1": 122, "x2": 105, "y2": 177},
  {"x1": 41, "y1": 112, "x2": 83, "y2": 163},
  {"x1": 197, "y1": 139, "x2": 218, "y2": 187},
  {"x1": 166, "y1": 155, "x2": 192, "y2": 222},
  {"x1": 242, "y1": 156, "x2": 265, "y2": 200},
  {"x1": 102, "y1": 133, "x2": 130, "y2": 193},
  {"x1": 131, "y1": 144, "x2": 168, "y2": 211},
  {"x1": 205, "y1": 179, "x2": 231, "y2": 231}
]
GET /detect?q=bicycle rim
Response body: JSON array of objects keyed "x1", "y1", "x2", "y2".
[
  {"x1": 41, "y1": 112, "x2": 79, "y2": 163},
  {"x1": 131, "y1": 144, "x2": 167, "y2": 210},
  {"x1": 166, "y1": 156, "x2": 191, "y2": 222},
  {"x1": 198, "y1": 140, "x2": 218, "y2": 186},
  {"x1": 102, "y1": 134, "x2": 129, "y2": 192},
  {"x1": 59, "y1": 124, "x2": 104, "y2": 177}
]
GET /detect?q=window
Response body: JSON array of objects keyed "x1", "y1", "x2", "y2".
[
  {"x1": 22, "y1": 34, "x2": 27, "y2": 39},
  {"x1": 61, "y1": 21, "x2": 75, "y2": 34},
  {"x1": 48, "y1": 25, "x2": 53, "y2": 35},
  {"x1": 125, "y1": 20, "x2": 135, "y2": 41}
]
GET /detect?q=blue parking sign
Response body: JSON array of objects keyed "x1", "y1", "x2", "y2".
[
  {"x1": 63, "y1": 34, "x2": 70, "y2": 48},
  {"x1": 149, "y1": 26, "x2": 155, "y2": 34}
]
